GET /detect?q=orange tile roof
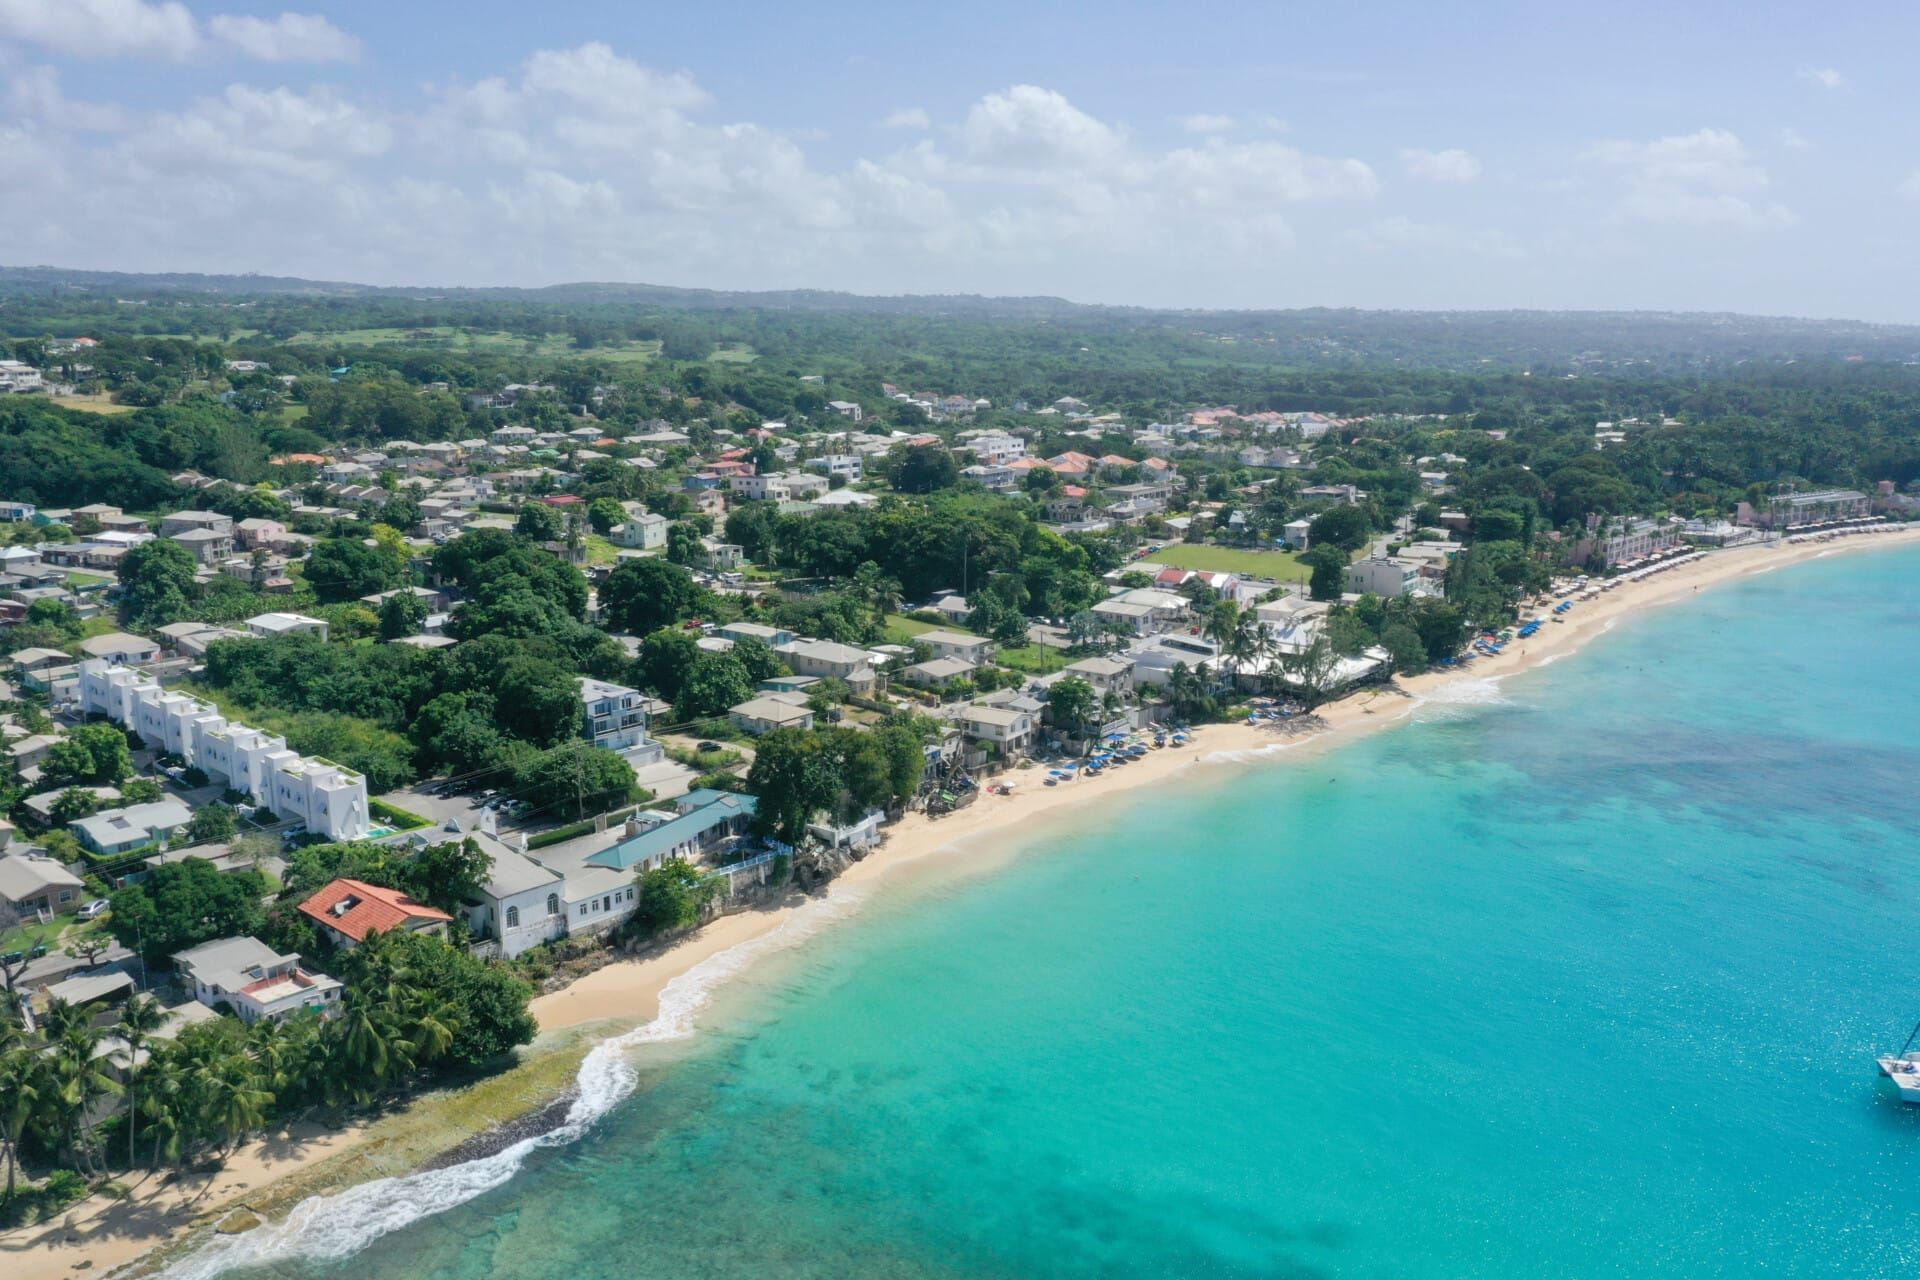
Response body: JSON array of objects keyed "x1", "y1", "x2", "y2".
[{"x1": 297, "y1": 878, "x2": 452, "y2": 944}]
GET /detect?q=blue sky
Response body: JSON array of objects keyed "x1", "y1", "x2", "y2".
[{"x1": 0, "y1": 0, "x2": 1911, "y2": 319}]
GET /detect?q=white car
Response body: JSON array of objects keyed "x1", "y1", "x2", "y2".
[{"x1": 76, "y1": 899, "x2": 110, "y2": 922}]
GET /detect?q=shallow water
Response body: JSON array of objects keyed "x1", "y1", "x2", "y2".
[{"x1": 197, "y1": 547, "x2": 1920, "y2": 1278}]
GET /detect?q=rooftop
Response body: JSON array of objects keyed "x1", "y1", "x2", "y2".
[{"x1": 297, "y1": 877, "x2": 453, "y2": 943}]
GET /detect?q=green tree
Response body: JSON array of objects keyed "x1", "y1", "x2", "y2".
[
  {"x1": 1307, "y1": 505, "x2": 1372, "y2": 554},
  {"x1": 629, "y1": 858, "x2": 721, "y2": 936},
  {"x1": 630, "y1": 627, "x2": 701, "y2": 704},
  {"x1": 1304, "y1": 547, "x2": 1348, "y2": 601},
  {"x1": 514, "y1": 502, "x2": 563, "y2": 542},
  {"x1": 675, "y1": 652, "x2": 754, "y2": 721},
  {"x1": 118, "y1": 537, "x2": 199, "y2": 626},
  {"x1": 108, "y1": 858, "x2": 268, "y2": 964},
  {"x1": 305, "y1": 537, "x2": 404, "y2": 602},
  {"x1": 514, "y1": 742, "x2": 638, "y2": 821},
  {"x1": 377, "y1": 590, "x2": 428, "y2": 640},
  {"x1": 186, "y1": 802, "x2": 239, "y2": 844},
  {"x1": 666, "y1": 522, "x2": 701, "y2": 565},
  {"x1": 600, "y1": 556, "x2": 702, "y2": 636},
  {"x1": 1045, "y1": 675, "x2": 1098, "y2": 739},
  {"x1": 42, "y1": 723, "x2": 133, "y2": 786},
  {"x1": 586, "y1": 496, "x2": 627, "y2": 535}
]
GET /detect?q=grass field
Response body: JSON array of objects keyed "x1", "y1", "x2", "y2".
[
  {"x1": 709, "y1": 344, "x2": 758, "y2": 363},
  {"x1": 883, "y1": 612, "x2": 947, "y2": 643},
  {"x1": 1147, "y1": 543, "x2": 1311, "y2": 580},
  {"x1": 284, "y1": 327, "x2": 662, "y2": 367},
  {"x1": 47, "y1": 393, "x2": 135, "y2": 416}
]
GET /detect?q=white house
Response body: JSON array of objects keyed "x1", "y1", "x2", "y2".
[
  {"x1": 728, "y1": 693, "x2": 816, "y2": 735},
  {"x1": 960, "y1": 705, "x2": 1034, "y2": 760},
  {"x1": 915, "y1": 630, "x2": 995, "y2": 665},
  {"x1": 72, "y1": 799, "x2": 193, "y2": 855},
  {"x1": 776, "y1": 639, "x2": 877, "y2": 692},
  {"x1": 174, "y1": 937, "x2": 343, "y2": 1025},
  {"x1": 610, "y1": 513, "x2": 667, "y2": 550},
  {"x1": 245, "y1": 612, "x2": 330, "y2": 642},
  {"x1": 463, "y1": 836, "x2": 567, "y2": 961}
]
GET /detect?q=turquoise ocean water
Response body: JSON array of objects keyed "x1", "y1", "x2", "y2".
[{"x1": 188, "y1": 547, "x2": 1920, "y2": 1279}]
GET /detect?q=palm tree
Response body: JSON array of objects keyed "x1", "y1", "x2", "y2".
[
  {"x1": 137, "y1": 1053, "x2": 184, "y2": 1169},
  {"x1": 45, "y1": 1007, "x2": 120, "y2": 1177},
  {"x1": 198, "y1": 1055, "x2": 273, "y2": 1160},
  {"x1": 115, "y1": 994, "x2": 170, "y2": 1170},
  {"x1": 0, "y1": 1045, "x2": 40, "y2": 1199}
]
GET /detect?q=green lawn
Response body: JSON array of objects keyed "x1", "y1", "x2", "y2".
[
  {"x1": 708, "y1": 344, "x2": 758, "y2": 363},
  {"x1": 1147, "y1": 543, "x2": 1311, "y2": 580},
  {"x1": 882, "y1": 612, "x2": 947, "y2": 643},
  {"x1": 995, "y1": 644, "x2": 1068, "y2": 675},
  {"x1": 583, "y1": 534, "x2": 622, "y2": 566}
]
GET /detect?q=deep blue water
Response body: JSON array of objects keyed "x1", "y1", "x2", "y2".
[{"x1": 201, "y1": 547, "x2": 1920, "y2": 1278}]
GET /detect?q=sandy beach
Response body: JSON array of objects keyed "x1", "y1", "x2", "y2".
[{"x1": 11, "y1": 524, "x2": 1917, "y2": 1280}]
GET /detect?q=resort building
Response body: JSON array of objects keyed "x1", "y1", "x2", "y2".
[
  {"x1": 1577, "y1": 517, "x2": 1682, "y2": 569},
  {"x1": 297, "y1": 878, "x2": 454, "y2": 949},
  {"x1": 174, "y1": 936, "x2": 343, "y2": 1025},
  {"x1": 78, "y1": 660, "x2": 371, "y2": 840},
  {"x1": 1739, "y1": 489, "x2": 1874, "y2": 531}
]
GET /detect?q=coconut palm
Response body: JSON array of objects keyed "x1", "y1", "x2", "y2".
[
  {"x1": 115, "y1": 993, "x2": 170, "y2": 1169},
  {"x1": 197, "y1": 1055, "x2": 273, "y2": 1159},
  {"x1": 0, "y1": 1045, "x2": 40, "y2": 1199},
  {"x1": 46, "y1": 1011, "x2": 120, "y2": 1177}
]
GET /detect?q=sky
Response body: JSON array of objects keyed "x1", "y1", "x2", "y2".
[{"x1": 0, "y1": 0, "x2": 1912, "y2": 320}]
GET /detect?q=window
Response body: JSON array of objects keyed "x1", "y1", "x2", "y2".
[
  {"x1": 578, "y1": 904, "x2": 587, "y2": 917},
  {"x1": 547, "y1": 893, "x2": 560, "y2": 916},
  {"x1": 505, "y1": 906, "x2": 519, "y2": 928}
]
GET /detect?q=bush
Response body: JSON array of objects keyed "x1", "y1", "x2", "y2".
[{"x1": 369, "y1": 798, "x2": 431, "y2": 831}]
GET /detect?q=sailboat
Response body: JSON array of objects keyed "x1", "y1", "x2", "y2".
[{"x1": 1876, "y1": 1021, "x2": 1920, "y2": 1103}]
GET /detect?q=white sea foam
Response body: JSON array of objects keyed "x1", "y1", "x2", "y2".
[
  {"x1": 155, "y1": 887, "x2": 867, "y2": 1280},
  {"x1": 1409, "y1": 677, "x2": 1512, "y2": 721},
  {"x1": 1202, "y1": 740, "x2": 1302, "y2": 765}
]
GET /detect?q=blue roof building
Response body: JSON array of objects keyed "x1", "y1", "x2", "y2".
[{"x1": 586, "y1": 790, "x2": 758, "y2": 873}]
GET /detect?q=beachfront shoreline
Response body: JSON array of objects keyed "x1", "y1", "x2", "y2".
[{"x1": 16, "y1": 525, "x2": 1920, "y2": 1280}]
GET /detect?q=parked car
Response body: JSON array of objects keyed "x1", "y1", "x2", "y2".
[
  {"x1": 697, "y1": 741, "x2": 722, "y2": 753},
  {"x1": 76, "y1": 899, "x2": 111, "y2": 922}
]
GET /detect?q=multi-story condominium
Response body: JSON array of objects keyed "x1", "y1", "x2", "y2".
[
  {"x1": 579, "y1": 677, "x2": 663, "y2": 762},
  {"x1": 1740, "y1": 489, "x2": 1873, "y2": 531},
  {"x1": 78, "y1": 660, "x2": 370, "y2": 840}
]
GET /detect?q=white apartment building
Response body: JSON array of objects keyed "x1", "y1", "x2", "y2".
[
  {"x1": 78, "y1": 660, "x2": 370, "y2": 840},
  {"x1": 579, "y1": 676, "x2": 664, "y2": 762}
]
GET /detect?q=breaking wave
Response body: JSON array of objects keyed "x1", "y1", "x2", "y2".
[{"x1": 157, "y1": 887, "x2": 868, "y2": 1280}]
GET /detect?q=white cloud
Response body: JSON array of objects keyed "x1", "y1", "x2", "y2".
[
  {"x1": 960, "y1": 84, "x2": 1125, "y2": 170},
  {"x1": 1901, "y1": 171, "x2": 1920, "y2": 201},
  {"x1": 0, "y1": 0, "x2": 198, "y2": 60},
  {"x1": 1179, "y1": 113, "x2": 1234, "y2": 134},
  {"x1": 1778, "y1": 127, "x2": 1809, "y2": 151},
  {"x1": 1798, "y1": 67, "x2": 1845, "y2": 90},
  {"x1": 1586, "y1": 128, "x2": 1794, "y2": 228},
  {"x1": 1345, "y1": 215, "x2": 1525, "y2": 259},
  {"x1": 1400, "y1": 147, "x2": 1481, "y2": 183},
  {"x1": 0, "y1": 52, "x2": 1381, "y2": 295},
  {"x1": 4, "y1": 64, "x2": 126, "y2": 129},
  {"x1": 208, "y1": 13, "x2": 359, "y2": 64},
  {"x1": 0, "y1": 1, "x2": 360, "y2": 63},
  {"x1": 880, "y1": 106, "x2": 929, "y2": 130}
]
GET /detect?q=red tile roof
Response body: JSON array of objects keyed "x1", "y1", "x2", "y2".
[{"x1": 297, "y1": 878, "x2": 452, "y2": 944}]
